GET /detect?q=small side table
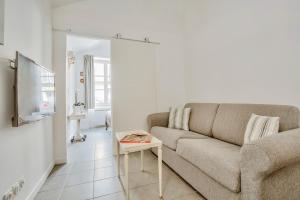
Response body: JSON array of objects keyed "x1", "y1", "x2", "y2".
[
  {"x1": 68, "y1": 112, "x2": 87, "y2": 143},
  {"x1": 115, "y1": 131, "x2": 163, "y2": 200}
]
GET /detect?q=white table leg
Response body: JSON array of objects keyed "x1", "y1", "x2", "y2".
[
  {"x1": 75, "y1": 119, "x2": 81, "y2": 139},
  {"x1": 124, "y1": 152, "x2": 129, "y2": 200},
  {"x1": 77, "y1": 119, "x2": 80, "y2": 133},
  {"x1": 140, "y1": 150, "x2": 144, "y2": 171},
  {"x1": 158, "y1": 146, "x2": 162, "y2": 198},
  {"x1": 117, "y1": 142, "x2": 120, "y2": 178}
]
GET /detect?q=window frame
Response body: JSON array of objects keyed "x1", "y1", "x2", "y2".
[{"x1": 93, "y1": 58, "x2": 111, "y2": 109}]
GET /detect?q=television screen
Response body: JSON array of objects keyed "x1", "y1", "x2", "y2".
[{"x1": 13, "y1": 52, "x2": 55, "y2": 127}]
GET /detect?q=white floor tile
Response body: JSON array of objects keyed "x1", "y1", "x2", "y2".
[
  {"x1": 34, "y1": 189, "x2": 62, "y2": 200},
  {"x1": 40, "y1": 175, "x2": 67, "y2": 192},
  {"x1": 34, "y1": 128, "x2": 203, "y2": 200},
  {"x1": 94, "y1": 166, "x2": 117, "y2": 181},
  {"x1": 94, "y1": 192, "x2": 125, "y2": 200},
  {"x1": 65, "y1": 170, "x2": 94, "y2": 186},
  {"x1": 95, "y1": 157, "x2": 115, "y2": 169},
  {"x1": 60, "y1": 182, "x2": 93, "y2": 200},
  {"x1": 94, "y1": 177, "x2": 122, "y2": 198},
  {"x1": 70, "y1": 161, "x2": 95, "y2": 173},
  {"x1": 119, "y1": 171, "x2": 158, "y2": 189},
  {"x1": 49, "y1": 164, "x2": 73, "y2": 177}
]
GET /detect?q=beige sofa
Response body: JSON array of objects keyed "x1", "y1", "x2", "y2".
[{"x1": 148, "y1": 103, "x2": 300, "y2": 200}]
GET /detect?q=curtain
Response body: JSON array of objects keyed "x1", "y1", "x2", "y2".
[{"x1": 84, "y1": 55, "x2": 95, "y2": 109}]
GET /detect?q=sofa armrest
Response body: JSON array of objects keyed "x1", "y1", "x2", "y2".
[
  {"x1": 241, "y1": 128, "x2": 300, "y2": 177},
  {"x1": 147, "y1": 112, "x2": 169, "y2": 131},
  {"x1": 241, "y1": 128, "x2": 300, "y2": 200}
]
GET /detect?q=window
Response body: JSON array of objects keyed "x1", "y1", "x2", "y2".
[{"x1": 94, "y1": 58, "x2": 111, "y2": 109}]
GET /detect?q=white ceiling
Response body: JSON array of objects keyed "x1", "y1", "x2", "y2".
[{"x1": 50, "y1": 0, "x2": 84, "y2": 8}]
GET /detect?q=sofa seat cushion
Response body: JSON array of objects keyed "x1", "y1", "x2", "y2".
[
  {"x1": 176, "y1": 138, "x2": 241, "y2": 192},
  {"x1": 151, "y1": 126, "x2": 208, "y2": 150}
]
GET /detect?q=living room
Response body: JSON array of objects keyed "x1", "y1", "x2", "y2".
[{"x1": 0, "y1": 0, "x2": 299, "y2": 200}]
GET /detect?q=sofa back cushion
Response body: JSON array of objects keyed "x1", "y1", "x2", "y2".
[
  {"x1": 185, "y1": 103, "x2": 219, "y2": 136},
  {"x1": 212, "y1": 104, "x2": 299, "y2": 146}
]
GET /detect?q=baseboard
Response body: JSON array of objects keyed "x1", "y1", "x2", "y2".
[
  {"x1": 55, "y1": 158, "x2": 67, "y2": 165},
  {"x1": 94, "y1": 125, "x2": 106, "y2": 128},
  {"x1": 25, "y1": 161, "x2": 55, "y2": 200}
]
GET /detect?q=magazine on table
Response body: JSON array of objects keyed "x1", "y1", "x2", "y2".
[{"x1": 120, "y1": 130, "x2": 152, "y2": 143}]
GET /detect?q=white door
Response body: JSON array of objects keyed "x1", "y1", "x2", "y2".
[{"x1": 111, "y1": 39, "x2": 158, "y2": 139}]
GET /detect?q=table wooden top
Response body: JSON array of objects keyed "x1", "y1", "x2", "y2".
[
  {"x1": 116, "y1": 131, "x2": 162, "y2": 153},
  {"x1": 68, "y1": 112, "x2": 87, "y2": 120}
]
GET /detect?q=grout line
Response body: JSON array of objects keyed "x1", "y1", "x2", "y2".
[
  {"x1": 41, "y1": 164, "x2": 163, "y2": 196},
  {"x1": 93, "y1": 138, "x2": 96, "y2": 199},
  {"x1": 92, "y1": 192, "x2": 123, "y2": 199},
  {"x1": 57, "y1": 163, "x2": 74, "y2": 200},
  {"x1": 64, "y1": 180, "x2": 94, "y2": 188},
  {"x1": 38, "y1": 128, "x2": 203, "y2": 200},
  {"x1": 93, "y1": 190, "x2": 123, "y2": 200},
  {"x1": 118, "y1": 176, "x2": 158, "y2": 190},
  {"x1": 43, "y1": 165, "x2": 164, "y2": 193},
  {"x1": 92, "y1": 182, "x2": 163, "y2": 200}
]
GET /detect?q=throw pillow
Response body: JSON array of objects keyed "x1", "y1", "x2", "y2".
[
  {"x1": 244, "y1": 113, "x2": 280, "y2": 144},
  {"x1": 182, "y1": 108, "x2": 191, "y2": 131},
  {"x1": 175, "y1": 107, "x2": 184, "y2": 129},
  {"x1": 168, "y1": 107, "x2": 176, "y2": 129},
  {"x1": 168, "y1": 106, "x2": 191, "y2": 131}
]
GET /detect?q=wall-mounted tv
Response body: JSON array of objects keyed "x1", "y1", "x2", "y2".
[{"x1": 12, "y1": 52, "x2": 55, "y2": 127}]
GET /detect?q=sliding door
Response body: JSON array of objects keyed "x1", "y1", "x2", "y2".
[{"x1": 111, "y1": 39, "x2": 158, "y2": 137}]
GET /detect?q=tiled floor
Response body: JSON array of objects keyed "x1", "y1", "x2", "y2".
[{"x1": 34, "y1": 128, "x2": 205, "y2": 200}]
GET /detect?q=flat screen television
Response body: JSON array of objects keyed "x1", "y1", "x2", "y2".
[{"x1": 12, "y1": 52, "x2": 55, "y2": 127}]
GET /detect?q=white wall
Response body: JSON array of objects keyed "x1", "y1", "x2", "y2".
[
  {"x1": 0, "y1": 0, "x2": 53, "y2": 200},
  {"x1": 53, "y1": 31, "x2": 68, "y2": 163},
  {"x1": 66, "y1": 58, "x2": 77, "y2": 143},
  {"x1": 52, "y1": 0, "x2": 186, "y2": 111},
  {"x1": 53, "y1": 0, "x2": 300, "y2": 119},
  {"x1": 184, "y1": 0, "x2": 300, "y2": 108},
  {"x1": 73, "y1": 51, "x2": 84, "y2": 102}
]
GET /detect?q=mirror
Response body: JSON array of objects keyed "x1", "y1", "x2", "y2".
[{"x1": 0, "y1": 0, "x2": 4, "y2": 45}]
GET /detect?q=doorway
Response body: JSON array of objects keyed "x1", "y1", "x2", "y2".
[
  {"x1": 53, "y1": 31, "x2": 159, "y2": 162},
  {"x1": 66, "y1": 34, "x2": 112, "y2": 144}
]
